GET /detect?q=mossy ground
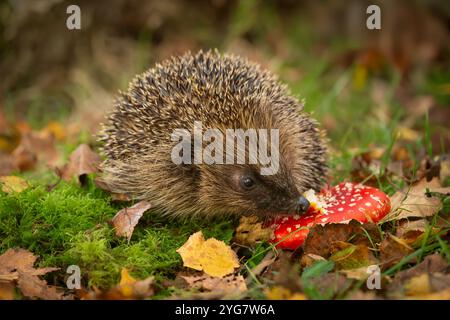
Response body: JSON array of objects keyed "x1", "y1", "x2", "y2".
[
  {"x1": 0, "y1": 175, "x2": 236, "y2": 297},
  {"x1": 0, "y1": 58, "x2": 448, "y2": 298},
  {"x1": 0, "y1": 1, "x2": 448, "y2": 299}
]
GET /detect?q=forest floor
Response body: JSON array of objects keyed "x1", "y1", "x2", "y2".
[{"x1": 0, "y1": 1, "x2": 449, "y2": 300}]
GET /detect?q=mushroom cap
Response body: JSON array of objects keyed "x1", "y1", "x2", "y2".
[{"x1": 268, "y1": 182, "x2": 391, "y2": 250}]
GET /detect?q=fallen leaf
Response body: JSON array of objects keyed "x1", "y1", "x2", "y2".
[
  {"x1": 303, "y1": 221, "x2": 380, "y2": 258},
  {"x1": 300, "y1": 253, "x2": 326, "y2": 269},
  {"x1": 61, "y1": 144, "x2": 101, "y2": 185},
  {"x1": 379, "y1": 234, "x2": 414, "y2": 269},
  {"x1": 177, "y1": 231, "x2": 239, "y2": 278},
  {"x1": 415, "y1": 157, "x2": 441, "y2": 182},
  {"x1": 234, "y1": 216, "x2": 272, "y2": 247},
  {"x1": 117, "y1": 268, "x2": 154, "y2": 298},
  {"x1": 264, "y1": 286, "x2": 306, "y2": 300},
  {"x1": 304, "y1": 272, "x2": 353, "y2": 299},
  {"x1": 13, "y1": 130, "x2": 60, "y2": 169},
  {"x1": 406, "y1": 288, "x2": 450, "y2": 300},
  {"x1": 0, "y1": 248, "x2": 63, "y2": 300},
  {"x1": 389, "y1": 272, "x2": 450, "y2": 300},
  {"x1": 339, "y1": 266, "x2": 372, "y2": 280},
  {"x1": 383, "y1": 178, "x2": 450, "y2": 222},
  {"x1": 110, "y1": 201, "x2": 152, "y2": 241},
  {"x1": 0, "y1": 176, "x2": 29, "y2": 193},
  {"x1": 263, "y1": 251, "x2": 303, "y2": 293},
  {"x1": 0, "y1": 122, "x2": 20, "y2": 153},
  {"x1": 345, "y1": 290, "x2": 380, "y2": 300},
  {"x1": 41, "y1": 121, "x2": 66, "y2": 141},
  {"x1": 180, "y1": 273, "x2": 247, "y2": 296},
  {"x1": 404, "y1": 273, "x2": 431, "y2": 296},
  {"x1": 246, "y1": 251, "x2": 276, "y2": 281},
  {"x1": 387, "y1": 253, "x2": 448, "y2": 293},
  {"x1": 329, "y1": 242, "x2": 377, "y2": 270},
  {"x1": 396, "y1": 219, "x2": 428, "y2": 238},
  {"x1": 12, "y1": 145, "x2": 37, "y2": 171},
  {"x1": 82, "y1": 268, "x2": 154, "y2": 300},
  {"x1": 0, "y1": 153, "x2": 16, "y2": 176},
  {"x1": 395, "y1": 219, "x2": 441, "y2": 245}
]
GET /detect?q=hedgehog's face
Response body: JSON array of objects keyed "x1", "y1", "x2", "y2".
[{"x1": 198, "y1": 164, "x2": 311, "y2": 217}]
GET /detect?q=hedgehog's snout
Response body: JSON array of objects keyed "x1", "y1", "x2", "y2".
[{"x1": 296, "y1": 196, "x2": 310, "y2": 214}]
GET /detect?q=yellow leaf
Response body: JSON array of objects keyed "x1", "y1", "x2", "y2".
[
  {"x1": 177, "y1": 231, "x2": 239, "y2": 278},
  {"x1": 119, "y1": 268, "x2": 136, "y2": 298},
  {"x1": 406, "y1": 289, "x2": 450, "y2": 300},
  {"x1": 234, "y1": 216, "x2": 272, "y2": 247},
  {"x1": 404, "y1": 273, "x2": 431, "y2": 296},
  {"x1": 0, "y1": 176, "x2": 29, "y2": 194},
  {"x1": 41, "y1": 121, "x2": 66, "y2": 141},
  {"x1": 264, "y1": 286, "x2": 307, "y2": 300}
]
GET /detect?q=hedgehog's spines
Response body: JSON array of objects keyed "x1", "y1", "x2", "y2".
[{"x1": 100, "y1": 49, "x2": 328, "y2": 217}]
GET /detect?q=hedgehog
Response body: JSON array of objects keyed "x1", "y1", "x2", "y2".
[{"x1": 99, "y1": 50, "x2": 327, "y2": 218}]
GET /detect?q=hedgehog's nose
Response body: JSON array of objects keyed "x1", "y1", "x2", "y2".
[{"x1": 296, "y1": 196, "x2": 310, "y2": 213}]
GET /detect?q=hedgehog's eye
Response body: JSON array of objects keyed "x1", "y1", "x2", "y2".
[{"x1": 240, "y1": 176, "x2": 256, "y2": 190}]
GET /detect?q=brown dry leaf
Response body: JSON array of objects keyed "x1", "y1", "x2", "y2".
[
  {"x1": 0, "y1": 153, "x2": 16, "y2": 176},
  {"x1": 379, "y1": 234, "x2": 414, "y2": 269},
  {"x1": 61, "y1": 144, "x2": 101, "y2": 185},
  {"x1": 300, "y1": 253, "x2": 326, "y2": 269},
  {"x1": 387, "y1": 254, "x2": 448, "y2": 294},
  {"x1": 415, "y1": 157, "x2": 441, "y2": 182},
  {"x1": 395, "y1": 219, "x2": 441, "y2": 245},
  {"x1": 110, "y1": 201, "x2": 152, "y2": 241},
  {"x1": 177, "y1": 231, "x2": 240, "y2": 278},
  {"x1": 339, "y1": 267, "x2": 371, "y2": 281},
  {"x1": 13, "y1": 130, "x2": 61, "y2": 169},
  {"x1": 180, "y1": 273, "x2": 247, "y2": 296},
  {"x1": 82, "y1": 268, "x2": 154, "y2": 300},
  {"x1": 329, "y1": 242, "x2": 377, "y2": 270},
  {"x1": 306, "y1": 272, "x2": 353, "y2": 298},
  {"x1": 346, "y1": 290, "x2": 380, "y2": 300},
  {"x1": 12, "y1": 145, "x2": 37, "y2": 172},
  {"x1": 0, "y1": 176, "x2": 29, "y2": 194},
  {"x1": 396, "y1": 219, "x2": 428, "y2": 238},
  {"x1": 264, "y1": 286, "x2": 306, "y2": 300},
  {"x1": 234, "y1": 216, "x2": 272, "y2": 247},
  {"x1": 303, "y1": 221, "x2": 380, "y2": 258},
  {"x1": 246, "y1": 251, "x2": 276, "y2": 282},
  {"x1": 0, "y1": 248, "x2": 63, "y2": 300},
  {"x1": 383, "y1": 178, "x2": 450, "y2": 222}
]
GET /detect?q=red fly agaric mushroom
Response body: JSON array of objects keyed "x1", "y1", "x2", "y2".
[{"x1": 268, "y1": 182, "x2": 391, "y2": 250}]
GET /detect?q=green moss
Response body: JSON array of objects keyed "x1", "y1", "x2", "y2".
[{"x1": 0, "y1": 176, "x2": 236, "y2": 292}]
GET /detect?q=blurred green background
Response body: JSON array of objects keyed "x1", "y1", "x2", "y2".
[{"x1": 0, "y1": 0, "x2": 449, "y2": 154}]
